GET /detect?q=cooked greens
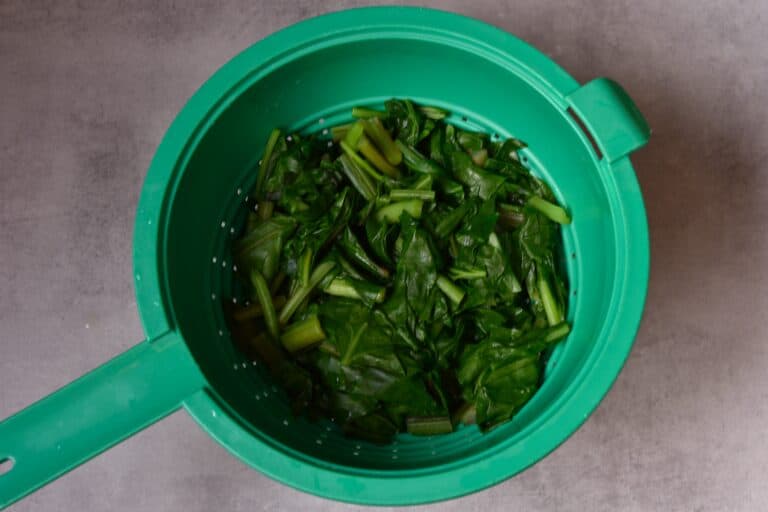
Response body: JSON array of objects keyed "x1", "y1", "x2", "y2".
[{"x1": 227, "y1": 99, "x2": 571, "y2": 442}]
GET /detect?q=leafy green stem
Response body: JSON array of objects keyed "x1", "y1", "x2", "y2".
[
  {"x1": 527, "y1": 195, "x2": 571, "y2": 224},
  {"x1": 437, "y1": 274, "x2": 465, "y2": 305},
  {"x1": 279, "y1": 261, "x2": 337, "y2": 325},
  {"x1": 406, "y1": 416, "x2": 453, "y2": 435},
  {"x1": 249, "y1": 269, "x2": 280, "y2": 341},
  {"x1": 281, "y1": 314, "x2": 326, "y2": 353},
  {"x1": 375, "y1": 199, "x2": 424, "y2": 223}
]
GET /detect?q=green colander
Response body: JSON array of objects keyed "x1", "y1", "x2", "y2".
[{"x1": 0, "y1": 6, "x2": 650, "y2": 508}]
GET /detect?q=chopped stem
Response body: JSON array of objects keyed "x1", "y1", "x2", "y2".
[
  {"x1": 352, "y1": 106, "x2": 387, "y2": 118},
  {"x1": 253, "y1": 128, "x2": 281, "y2": 198},
  {"x1": 358, "y1": 135, "x2": 400, "y2": 178},
  {"x1": 362, "y1": 117, "x2": 402, "y2": 165},
  {"x1": 406, "y1": 416, "x2": 453, "y2": 436},
  {"x1": 412, "y1": 175, "x2": 433, "y2": 190},
  {"x1": 375, "y1": 199, "x2": 424, "y2": 223},
  {"x1": 323, "y1": 278, "x2": 360, "y2": 299},
  {"x1": 448, "y1": 267, "x2": 487, "y2": 280},
  {"x1": 418, "y1": 105, "x2": 450, "y2": 120},
  {"x1": 544, "y1": 322, "x2": 571, "y2": 343},
  {"x1": 538, "y1": 272, "x2": 562, "y2": 326},
  {"x1": 437, "y1": 275, "x2": 465, "y2": 305},
  {"x1": 299, "y1": 248, "x2": 312, "y2": 286},
  {"x1": 279, "y1": 261, "x2": 336, "y2": 325},
  {"x1": 331, "y1": 123, "x2": 352, "y2": 141},
  {"x1": 527, "y1": 195, "x2": 571, "y2": 224},
  {"x1": 324, "y1": 277, "x2": 386, "y2": 303},
  {"x1": 281, "y1": 314, "x2": 326, "y2": 353},
  {"x1": 249, "y1": 269, "x2": 280, "y2": 341},
  {"x1": 388, "y1": 189, "x2": 435, "y2": 201},
  {"x1": 343, "y1": 121, "x2": 365, "y2": 148},
  {"x1": 340, "y1": 140, "x2": 384, "y2": 182},
  {"x1": 338, "y1": 154, "x2": 376, "y2": 202}
]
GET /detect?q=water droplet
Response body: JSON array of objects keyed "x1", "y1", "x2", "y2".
[
  {"x1": 230, "y1": 227, "x2": 235, "y2": 234},
  {"x1": 135, "y1": 274, "x2": 141, "y2": 281},
  {"x1": 316, "y1": 439, "x2": 323, "y2": 445},
  {"x1": 237, "y1": 188, "x2": 242, "y2": 195},
  {"x1": 218, "y1": 330, "x2": 223, "y2": 336},
  {"x1": 211, "y1": 410, "x2": 217, "y2": 417},
  {"x1": 322, "y1": 128, "x2": 329, "y2": 135},
  {"x1": 353, "y1": 451, "x2": 359, "y2": 456},
  {"x1": 255, "y1": 394, "x2": 261, "y2": 401},
  {"x1": 222, "y1": 260, "x2": 227, "y2": 268},
  {"x1": 231, "y1": 297, "x2": 237, "y2": 304},
  {"x1": 318, "y1": 118, "x2": 325, "y2": 124},
  {"x1": 241, "y1": 362, "x2": 247, "y2": 368},
  {"x1": 212, "y1": 256, "x2": 217, "y2": 263},
  {"x1": 283, "y1": 419, "x2": 289, "y2": 426},
  {"x1": 221, "y1": 221, "x2": 226, "y2": 228},
  {"x1": 327, "y1": 141, "x2": 333, "y2": 147},
  {"x1": 286, "y1": 135, "x2": 293, "y2": 142},
  {"x1": 85, "y1": 323, "x2": 90, "y2": 329},
  {"x1": 233, "y1": 364, "x2": 238, "y2": 370},
  {"x1": 233, "y1": 264, "x2": 238, "y2": 272},
  {"x1": 211, "y1": 293, "x2": 216, "y2": 300},
  {"x1": 392, "y1": 455, "x2": 398, "y2": 459}
]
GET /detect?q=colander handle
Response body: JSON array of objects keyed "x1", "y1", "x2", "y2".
[
  {"x1": 0, "y1": 331, "x2": 205, "y2": 509},
  {"x1": 566, "y1": 78, "x2": 650, "y2": 163}
]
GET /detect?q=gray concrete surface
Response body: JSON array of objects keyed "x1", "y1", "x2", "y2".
[{"x1": 1, "y1": 1, "x2": 767, "y2": 510}]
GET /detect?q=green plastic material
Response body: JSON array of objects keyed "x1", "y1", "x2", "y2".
[{"x1": 0, "y1": 7, "x2": 650, "y2": 508}]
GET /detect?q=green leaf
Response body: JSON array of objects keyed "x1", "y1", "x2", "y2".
[
  {"x1": 449, "y1": 152, "x2": 505, "y2": 200},
  {"x1": 235, "y1": 215, "x2": 296, "y2": 281},
  {"x1": 385, "y1": 98, "x2": 422, "y2": 147}
]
